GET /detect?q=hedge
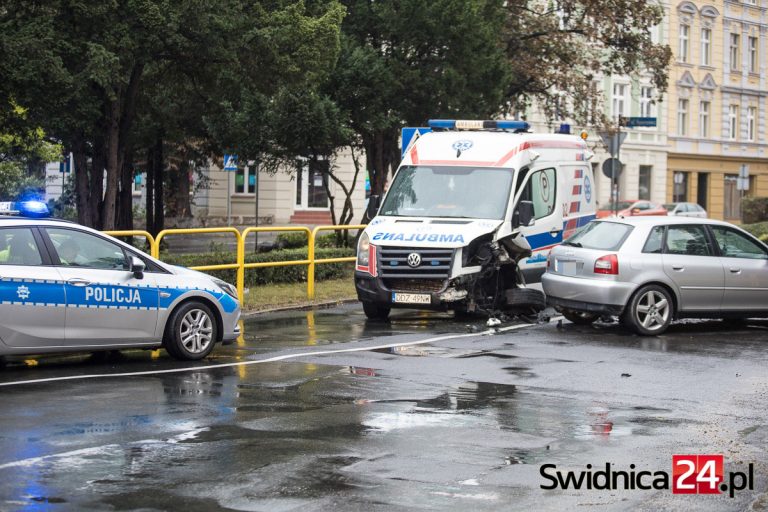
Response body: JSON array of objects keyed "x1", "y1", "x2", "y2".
[
  {"x1": 742, "y1": 197, "x2": 768, "y2": 224},
  {"x1": 275, "y1": 231, "x2": 355, "y2": 249},
  {"x1": 742, "y1": 221, "x2": 768, "y2": 240},
  {"x1": 160, "y1": 247, "x2": 355, "y2": 287}
]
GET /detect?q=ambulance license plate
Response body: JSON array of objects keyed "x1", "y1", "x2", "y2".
[{"x1": 392, "y1": 292, "x2": 431, "y2": 304}]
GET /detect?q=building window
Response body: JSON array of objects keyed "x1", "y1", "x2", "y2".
[
  {"x1": 640, "y1": 86, "x2": 654, "y2": 117},
  {"x1": 701, "y1": 28, "x2": 711, "y2": 66},
  {"x1": 638, "y1": 165, "x2": 652, "y2": 200},
  {"x1": 747, "y1": 106, "x2": 756, "y2": 141},
  {"x1": 235, "y1": 167, "x2": 256, "y2": 194},
  {"x1": 677, "y1": 99, "x2": 688, "y2": 136},
  {"x1": 729, "y1": 105, "x2": 739, "y2": 140},
  {"x1": 612, "y1": 83, "x2": 628, "y2": 117},
  {"x1": 133, "y1": 174, "x2": 143, "y2": 195},
  {"x1": 679, "y1": 25, "x2": 690, "y2": 63},
  {"x1": 748, "y1": 36, "x2": 758, "y2": 73},
  {"x1": 730, "y1": 33, "x2": 740, "y2": 71},
  {"x1": 699, "y1": 101, "x2": 710, "y2": 138},
  {"x1": 673, "y1": 172, "x2": 688, "y2": 202}
]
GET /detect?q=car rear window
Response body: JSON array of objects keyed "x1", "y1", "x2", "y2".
[{"x1": 562, "y1": 221, "x2": 634, "y2": 251}]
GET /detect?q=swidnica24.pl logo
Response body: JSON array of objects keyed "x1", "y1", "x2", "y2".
[{"x1": 540, "y1": 454, "x2": 754, "y2": 498}]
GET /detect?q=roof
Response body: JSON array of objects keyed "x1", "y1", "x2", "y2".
[
  {"x1": 0, "y1": 216, "x2": 79, "y2": 227},
  {"x1": 595, "y1": 216, "x2": 735, "y2": 228}
]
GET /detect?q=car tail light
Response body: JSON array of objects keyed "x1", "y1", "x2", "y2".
[{"x1": 594, "y1": 254, "x2": 619, "y2": 275}]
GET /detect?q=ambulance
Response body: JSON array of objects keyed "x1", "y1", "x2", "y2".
[{"x1": 355, "y1": 119, "x2": 597, "y2": 320}]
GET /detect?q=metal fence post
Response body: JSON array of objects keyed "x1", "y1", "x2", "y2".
[
  {"x1": 307, "y1": 227, "x2": 317, "y2": 299},
  {"x1": 236, "y1": 232, "x2": 245, "y2": 304}
]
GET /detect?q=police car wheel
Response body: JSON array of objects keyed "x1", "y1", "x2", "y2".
[{"x1": 165, "y1": 302, "x2": 217, "y2": 360}]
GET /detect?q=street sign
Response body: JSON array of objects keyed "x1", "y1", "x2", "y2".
[
  {"x1": 739, "y1": 164, "x2": 749, "y2": 179},
  {"x1": 223, "y1": 154, "x2": 238, "y2": 171},
  {"x1": 598, "y1": 131, "x2": 627, "y2": 156},
  {"x1": 59, "y1": 160, "x2": 70, "y2": 173},
  {"x1": 401, "y1": 127, "x2": 431, "y2": 158},
  {"x1": 602, "y1": 158, "x2": 623, "y2": 179},
  {"x1": 621, "y1": 117, "x2": 657, "y2": 128}
]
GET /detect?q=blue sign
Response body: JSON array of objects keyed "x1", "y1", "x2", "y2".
[
  {"x1": 223, "y1": 154, "x2": 238, "y2": 171},
  {"x1": 401, "y1": 127, "x2": 432, "y2": 158},
  {"x1": 622, "y1": 117, "x2": 657, "y2": 128}
]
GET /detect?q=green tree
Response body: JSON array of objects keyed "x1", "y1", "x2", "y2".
[{"x1": 0, "y1": 0, "x2": 345, "y2": 230}]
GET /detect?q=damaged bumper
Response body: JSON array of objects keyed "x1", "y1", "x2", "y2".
[{"x1": 355, "y1": 272, "x2": 469, "y2": 310}]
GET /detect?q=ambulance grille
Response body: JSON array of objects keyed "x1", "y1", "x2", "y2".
[
  {"x1": 383, "y1": 278, "x2": 446, "y2": 293},
  {"x1": 378, "y1": 247, "x2": 454, "y2": 279}
]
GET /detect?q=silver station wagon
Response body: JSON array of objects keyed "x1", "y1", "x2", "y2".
[{"x1": 542, "y1": 217, "x2": 768, "y2": 335}]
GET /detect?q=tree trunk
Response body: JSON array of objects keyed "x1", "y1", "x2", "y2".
[
  {"x1": 145, "y1": 146, "x2": 154, "y2": 234},
  {"x1": 72, "y1": 134, "x2": 91, "y2": 227},
  {"x1": 116, "y1": 145, "x2": 134, "y2": 230},
  {"x1": 90, "y1": 135, "x2": 106, "y2": 229},
  {"x1": 153, "y1": 137, "x2": 165, "y2": 234}
]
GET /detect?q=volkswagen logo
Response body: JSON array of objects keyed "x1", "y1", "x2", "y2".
[{"x1": 407, "y1": 253, "x2": 422, "y2": 268}]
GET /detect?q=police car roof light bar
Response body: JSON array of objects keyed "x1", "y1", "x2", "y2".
[
  {"x1": 0, "y1": 200, "x2": 51, "y2": 218},
  {"x1": 427, "y1": 119, "x2": 530, "y2": 131}
]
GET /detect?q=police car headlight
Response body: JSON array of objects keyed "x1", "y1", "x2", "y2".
[
  {"x1": 213, "y1": 278, "x2": 238, "y2": 300},
  {"x1": 357, "y1": 232, "x2": 370, "y2": 267}
]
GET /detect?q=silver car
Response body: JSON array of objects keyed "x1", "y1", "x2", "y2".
[
  {"x1": 542, "y1": 217, "x2": 768, "y2": 335},
  {"x1": 664, "y1": 202, "x2": 708, "y2": 218},
  {"x1": 0, "y1": 207, "x2": 240, "y2": 360}
]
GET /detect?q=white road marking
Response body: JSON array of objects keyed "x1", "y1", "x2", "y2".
[{"x1": 0, "y1": 318, "x2": 560, "y2": 388}]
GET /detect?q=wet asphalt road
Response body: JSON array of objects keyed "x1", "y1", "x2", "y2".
[{"x1": 0, "y1": 305, "x2": 767, "y2": 511}]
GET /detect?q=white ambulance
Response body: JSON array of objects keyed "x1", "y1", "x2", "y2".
[{"x1": 355, "y1": 119, "x2": 597, "y2": 320}]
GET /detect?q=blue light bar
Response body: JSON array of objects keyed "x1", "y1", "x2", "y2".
[
  {"x1": 427, "y1": 119, "x2": 530, "y2": 131},
  {"x1": 0, "y1": 200, "x2": 51, "y2": 218}
]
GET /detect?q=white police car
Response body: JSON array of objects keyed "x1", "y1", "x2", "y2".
[{"x1": 0, "y1": 201, "x2": 240, "y2": 360}]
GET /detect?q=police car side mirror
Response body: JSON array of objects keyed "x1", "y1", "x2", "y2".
[
  {"x1": 513, "y1": 200, "x2": 535, "y2": 229},
  {"x1": 367, "y1": 195, "x2": 381, "y2": 220},
  {"x1": 130, "y1": 256, "x2": 146, "y2": 279}
]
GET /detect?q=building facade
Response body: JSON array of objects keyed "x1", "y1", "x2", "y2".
[{"x1": 667, "y1": 0, "x2": 768, "y2": 220}]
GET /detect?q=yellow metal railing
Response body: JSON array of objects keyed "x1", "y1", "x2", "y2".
[{"x1": 108, "y1": 225, "x2": 364, "y2": 304}]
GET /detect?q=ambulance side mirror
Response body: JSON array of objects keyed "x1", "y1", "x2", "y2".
[
  {"x1": 366, "y1": 195, "x2": 381, "y2": 220},
  {"x1": 130, "y1": 256, "x2": 146, "y2": 279},
  {"x1": 513, "y1": 200, "x2": 535, "y2": 229}
]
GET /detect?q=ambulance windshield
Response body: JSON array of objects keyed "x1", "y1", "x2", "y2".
[{"x1": 380, "y1": 166, "x2": 513, "y2": 220}]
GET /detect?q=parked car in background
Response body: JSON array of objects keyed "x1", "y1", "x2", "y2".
[
  {"x1": 596, "y1": 200, "x2": 667, "y2": 218},
  {"x1": 542, "y1": 217, "x2": 768, "y2": 335},
  {"x1": 596, "y1": 200, "x2": 635, "y2": 218},
  {"x1": 664, "y1": 202, "x2": 707, "y2": 218}
]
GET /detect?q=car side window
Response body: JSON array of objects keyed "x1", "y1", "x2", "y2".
[
  {"x1": 643, "y1": 226, "x2": 665, "y2": 253},
  {"x1": 519, "y1": 168, "x2": 556, "y2": 220},
  {"x1": 665, "y1": 225, "x2": 712, "y2": 256},
  {"x1": 711, "y1": 226, "x2": 768, "y2": 260},
  {"x1": 47, "y1": 228, "x2": 128, "y2": 270},
  {"x1": 0, "y1": 228, "x2": 43, "y2": 266}
]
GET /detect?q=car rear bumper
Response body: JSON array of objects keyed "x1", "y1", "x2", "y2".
[{"x1": 541, "y1": 272, "x2": 635, "y2": 313}]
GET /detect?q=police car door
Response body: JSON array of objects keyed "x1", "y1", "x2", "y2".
[
  {"x1": 43, "y1": 227, "x2": 160, "y2": 345},
  {"x1": 0, "y1": 226, "x2": 67, "y2": 348},
  {"x1": 512, "y1": 166, "x2": 562, "y2": 281}
]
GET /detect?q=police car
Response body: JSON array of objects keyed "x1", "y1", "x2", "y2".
[{"x1": 0, "y1": 201, "x2": 240, "y2": 360}]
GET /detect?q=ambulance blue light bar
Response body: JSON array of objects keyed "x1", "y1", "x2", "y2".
[
  {"x1": 427, "y1": 119, "x2": 530, "y2": 131},
  {"x1": 0, "y1": 200, "x2": 51, "y2": 218}
]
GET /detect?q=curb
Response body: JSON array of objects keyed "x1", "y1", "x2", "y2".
[{"x1": 241, "y1": 298, "x2": 359, "y2": 317}]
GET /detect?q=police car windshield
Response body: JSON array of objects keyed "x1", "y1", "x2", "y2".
[{"x1": 380, "y1": 166, "x2": 513, "y2": 220}]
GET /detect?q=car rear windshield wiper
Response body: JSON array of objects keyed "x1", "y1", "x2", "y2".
[{"x1": 562, "y1": 241, "x2": 582, "y2": 247}]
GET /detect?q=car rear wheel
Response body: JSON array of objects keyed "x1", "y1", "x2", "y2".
[
  {"x1": 562, "y1": 309, "x2": 599, "y2": 325},
  {"x1": 362, "y1": 301, "x2": 390, "y2": 321},
  {"x1": 165, "y1": 301, "x2": 217, "y2": 360},
  {"x1": 623, "y1": 285, "x2": 672, "y2": 336}
]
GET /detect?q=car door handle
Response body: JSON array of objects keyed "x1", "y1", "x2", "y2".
[
  {"x1": 672, "y1": 266, "x2": 684, "y2": 271},
  {"x1": 550, "y1": 227, "x2": 562, "y2": 235},
  {"x1": 67, "y1": 278, "x2": 91, "y2": 287},
  {"x1": 729, "y1": 268, "x2": 741, "y2": 274}
]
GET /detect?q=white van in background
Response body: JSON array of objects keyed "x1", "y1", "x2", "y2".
[{"x1": 355, "y1": 119, "x2": 597, "y2": 320}]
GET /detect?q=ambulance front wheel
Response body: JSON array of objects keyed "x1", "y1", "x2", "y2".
[
  {"x1": 362, "y1": 301, "x2": 390, "y2": 321},
  {"x1": 165, "y1": 301, "x2": 218, "y2": 360}
]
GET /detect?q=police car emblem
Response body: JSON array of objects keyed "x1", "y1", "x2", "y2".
[
  {"x1": 451, "y1": 140, "x2": 473, "y2": 152},
  {"x1": 407, "y1": 253, "x2": 422, "y2": 268},
  {"x1": 16, "y1": 285, "x2": 30, "y2": 300}
]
